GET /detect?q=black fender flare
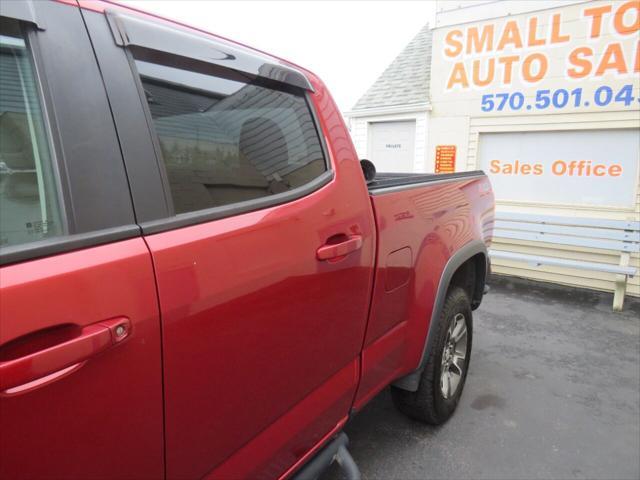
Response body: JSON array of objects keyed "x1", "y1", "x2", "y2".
[{"x1": 392, "y1": 240, "x2": 489, "y2": 392}]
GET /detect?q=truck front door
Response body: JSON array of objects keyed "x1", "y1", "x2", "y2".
[
  {"x1": 0, "y1": 3, "x2": 163, "y2": 478},
  {"x1": 136, "y1": 63, "x2": 376, "y2": 479},
  {"x1": 82, "y1": 9, "x2": 377, "y2": 477}
]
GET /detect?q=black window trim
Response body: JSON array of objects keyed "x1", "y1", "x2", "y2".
[
  {"x1": 0, "y1": 225, "x2": 141, "y2": 267},
  {"x1": 124, "y1": 44, "x2": 335, "y2": 236},
  {"x1": 0, "y1": 3, "x2": 141, "y2": 267},
  {"x1": 24, "y1": 22, "x2": 76, "y2": 235},
  {"x1": 125, "y1": 48, "x2": 174, "y2": 217},
  {"x1": 105, "y1": 9, "x2": 314, "y2": 92},
  {"x1": 0, "y1": 15, "x2": 75, "y2": 266}
]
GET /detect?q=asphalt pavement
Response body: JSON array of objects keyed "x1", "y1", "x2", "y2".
[{"x1": 327, "y1": 275, "x2": 640, "y2": 480}]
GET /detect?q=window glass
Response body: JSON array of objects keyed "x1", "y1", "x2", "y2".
[
  {"x1": 135, "y1": 59, "x2": 326, "y2": 215},
  {"x1": 0, "y1": 20, "x2": 63, "y2": 249}
]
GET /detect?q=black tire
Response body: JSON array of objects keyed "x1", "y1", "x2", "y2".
[{"x1": 391, "y1": 287, "x2": 473, "y2": 424}]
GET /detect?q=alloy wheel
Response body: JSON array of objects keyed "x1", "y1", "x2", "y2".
[{"x1": 440, "y1": 312, "x2": 468, "y2": 399}]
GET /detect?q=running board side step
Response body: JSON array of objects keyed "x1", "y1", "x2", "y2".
[{"x1": 293, "y1": 432, "x2": 361, "y2": 480}]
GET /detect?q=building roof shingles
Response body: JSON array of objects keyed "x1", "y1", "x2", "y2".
[{"x1": 352, "y1": 23, "x2": 432, "y2": 111}]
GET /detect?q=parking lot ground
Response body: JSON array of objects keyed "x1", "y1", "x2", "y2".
[{"x1": 327, "y1": 275, "x2": 640, "y2": 480}]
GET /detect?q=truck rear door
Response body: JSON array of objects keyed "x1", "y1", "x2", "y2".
[
  {"x1": 0, "y1": 2, "x2": 163, "y2": 478},
  {"x1": 82, "y1": 7, "x2": 376, "y2": 478}
]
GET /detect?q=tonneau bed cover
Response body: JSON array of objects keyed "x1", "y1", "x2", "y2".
[{"x1": 367, "y1": 170, "x2": 486, "y2": 193}]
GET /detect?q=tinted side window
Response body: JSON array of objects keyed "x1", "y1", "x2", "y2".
[
  {"x1": 134, "y1": 60, "x2": 326, "y2": 215},
  {"x1": 0, "y1": 20, "x2": 64, "y2": 248}
]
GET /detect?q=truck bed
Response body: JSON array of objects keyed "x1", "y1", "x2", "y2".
[
  {"x1": 354, "y1": 168, "x2": 494, "y2": 410},
  {"x1": 367, "y1": 170, "x2": 486, "y2": 193}
]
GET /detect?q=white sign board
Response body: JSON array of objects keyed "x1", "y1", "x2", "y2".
[
  {"x1": 433, "y1": 1, "x2": 640, "y2": 116},
  {"x1": 478, "y1": 129, "x2": 639, "y2": 208}
]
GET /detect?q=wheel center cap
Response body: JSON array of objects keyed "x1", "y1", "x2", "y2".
[{"x1": 444, "y1": 347, "x2": 452, "y2": 363}]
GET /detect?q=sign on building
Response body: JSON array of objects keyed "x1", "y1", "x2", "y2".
[
  {"x1": 478, "y1": 129, "x2": 639, "y2": 208},
  {"x1": 430, "y1": 0, "x2": 640, "y2": 208},
  {"x1": 435, "y1": 145, "x2": 456, "y2": 173},
  {"x1": 440, "y1": 1, "x2": 639, "y2": 112}
]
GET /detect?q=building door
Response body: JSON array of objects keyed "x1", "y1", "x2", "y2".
[{"x1": 368, "y1": 121, "x2": 416, "y2": 172}]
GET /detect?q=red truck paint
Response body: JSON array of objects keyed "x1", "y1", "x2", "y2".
[
  {"x1": 147, "y1": 150, "x2": 377, "y2": 478},
  {"x1": 0, "y1": 239, "x2": 164, "y2": 478},
  {"x1": 355, "y1": 179, "x2": 495, "y2": 410},
  {"x1": 0, "y1": 2, "x2": 495, "y2": 479}
]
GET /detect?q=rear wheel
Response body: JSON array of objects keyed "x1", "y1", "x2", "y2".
[{"x1": 391, "y1": 287, "x2": 472, "y2": 424}]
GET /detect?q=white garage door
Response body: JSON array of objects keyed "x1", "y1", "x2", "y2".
[
  {"x1": 368, "y1": 121, "x2": 416, "y2": 173},
  {"x1": 478, "y1": 129, "x2": 640, "y2": 209}
]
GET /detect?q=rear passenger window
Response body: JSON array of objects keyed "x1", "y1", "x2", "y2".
[
  {"x1": 134, "y1": 59, "x2": 327, "y2": 215},
  {"x1": 0, "y1": 19, "x2": 63, "y2": 248}
]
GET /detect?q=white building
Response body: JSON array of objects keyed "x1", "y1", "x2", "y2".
[
  {"x1": 345, "y1": 24, "x2": 431, "y2": 173},
  {"x1": 348, "y1": 0, "x2": 640, "y2": 305}
]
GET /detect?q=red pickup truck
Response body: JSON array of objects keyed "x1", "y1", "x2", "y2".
[{"x1": 0, "y1": 1, "x2": 494, "y2": 478}]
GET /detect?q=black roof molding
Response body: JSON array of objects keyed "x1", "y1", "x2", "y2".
[
  {"x1": 0, "y1": 0, "x2": 44, "y2": 30},
  {"x1": 105, "y1": 10, "x2": 313, "y2": 92}
]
